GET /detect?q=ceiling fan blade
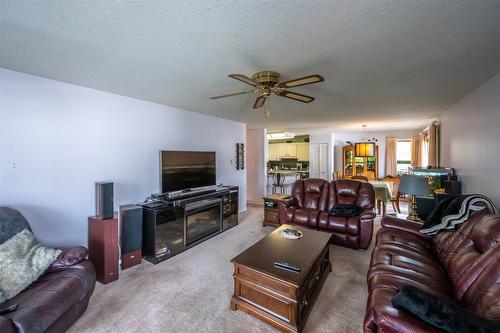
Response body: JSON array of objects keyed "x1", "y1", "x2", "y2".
[
  {"x1": 279, "y1": 74, "x2": 324, "y2": 88},
  {"x1": 228, "y1": 74, "x2": 257, "y2": 86},
  {"x1": 277, "y1": 91, "x2": 315, "y2": 103},
  {"x1": 210, "y1": 90, "x2": 254, "y2": 99},
  {"x1": 253, "y1": 96, "x2": 267, "y2": 109}
]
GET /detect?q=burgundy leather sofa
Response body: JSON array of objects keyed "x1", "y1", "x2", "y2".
[
  {"x1": 364, "y1": 211, "x2": 500, "y2": 332},
  {"x1": 0, "y1": 209, "x2": 96, "y2": 333},
  {"x1": 279, "y1": 178, "x2": 375, "y2": 249}
]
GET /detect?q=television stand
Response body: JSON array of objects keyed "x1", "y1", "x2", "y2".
[{"x1": 142, "y1": 185, "x2": 238, "y2": 264}]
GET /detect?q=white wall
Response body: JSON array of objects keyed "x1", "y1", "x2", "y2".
[
  {"x1": 0, "y1": 69, "x2": 246, "y2": 247},
  {"x1": 246, "y1": 128, "x2": 267, "y2": 204},
  {"x1": 332, "y1": 129, "x2": 419, "y2": 176},
  {"x1": 440, "y1": 72, "x2": 500, "y2": 208}
]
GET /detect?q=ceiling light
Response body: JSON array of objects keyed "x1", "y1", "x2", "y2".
[
  {"x1": 355, "y1": 125, "x2": 375, "y2": 157},
  {"x1": 267, "y1": 132, "x2": 295, "y2": 140}
]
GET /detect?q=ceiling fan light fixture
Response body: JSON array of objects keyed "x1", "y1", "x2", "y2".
[
  {"x1": 211, "y1": 71, "x2": 325, "y2": 119},
  {"x1": 267, "y1": 132, "x2": 295, "y2": 140}
]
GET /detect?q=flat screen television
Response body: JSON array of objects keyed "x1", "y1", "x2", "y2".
[{"x1": 160, "y1": 151, "x2": 216, "y2": 193}]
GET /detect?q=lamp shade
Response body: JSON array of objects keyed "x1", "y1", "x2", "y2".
[
  {"x1": 398, "y1": 175, "x2": 430, "y2": 196},
  {"x1": 355, "y1": 142, "x2": 375, "y2": 157}
]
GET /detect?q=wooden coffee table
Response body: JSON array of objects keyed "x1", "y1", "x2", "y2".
[{"x1": 230, "y1": 224, "x2": 332, "y2": 333}]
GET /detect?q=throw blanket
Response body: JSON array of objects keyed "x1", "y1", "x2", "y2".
[
  {"x1": 421, "y1": 194, "x2": 497, "y2": 235},
  {"x1": 0, "y1": 229, "x2": 61, "y2": 303}
]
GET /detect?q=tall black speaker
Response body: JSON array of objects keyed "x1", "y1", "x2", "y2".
[
  {"x1": 95, "y1": 182, "x2": 114, "y2": 219},
  {"x1": 120, "y1": 204, "x2": 143, "y2": 269}
]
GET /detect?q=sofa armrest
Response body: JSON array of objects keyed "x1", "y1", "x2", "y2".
[
  {"x1": 47, "y1": 246, "x2": 88, "y2": 273},
  {"x1": 278, "y1": 198, "x2": 297, "y2": 208},
  {"x1": 381, "y1": 216, "x2": 430, "y2": 240},
  {"x1": 360, "y1": 208, "x2": 376, "y2": 221},
  {"x1": 278, "y1": 199, "x2": 298, "y2": 226}
]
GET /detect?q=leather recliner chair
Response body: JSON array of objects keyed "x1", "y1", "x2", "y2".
[
  {"x1": 0, "y1": 208, "x2": 96, "y2": 333},
  {"x1": 279, "y1": 178, "x2": 375, "y2": 250}
]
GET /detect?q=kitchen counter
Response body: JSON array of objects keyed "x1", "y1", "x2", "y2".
[{"x1": 266, "y1": 170, "x2": 309, "y2": 195}]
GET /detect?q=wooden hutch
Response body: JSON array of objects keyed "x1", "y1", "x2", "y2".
[{"x1": 342, "y1": 145, "x2": 378, "y2": 180}]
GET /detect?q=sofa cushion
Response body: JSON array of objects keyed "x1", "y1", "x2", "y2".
[
  {"x1": 368, "y1": 244, "x2": 448, "y2": 288},
  {"x1": 375, "y1": 227, "x2": 434, "y2": 254},
  {"x1": 290, "y1": 209, "x2": 319, "y2": 228},
  {"x1": 291, "y1": 178, "x2": 330, "y2": 211}
]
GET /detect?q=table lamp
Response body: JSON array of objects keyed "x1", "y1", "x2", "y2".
[{"x1": 398, "y1": 174, "x2": 430, "y2": 222}]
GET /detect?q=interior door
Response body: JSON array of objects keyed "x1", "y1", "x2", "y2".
[{"x1": 310, "y1": 143, "x2": 329, "y2": 179}]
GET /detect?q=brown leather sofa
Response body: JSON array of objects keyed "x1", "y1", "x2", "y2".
[
  {"x1": 364, "y1": 212, "x2": 500, "y2": 332},
  {"x1": 0, "y1": 209, "x2": 96, "y2": 333},
  {"x1": 279, "y1": 178, "x2": 375, "y2": 250}
]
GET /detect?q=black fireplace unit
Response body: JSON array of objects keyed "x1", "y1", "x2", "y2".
[
  {"x1": 185, "y1": 198, "x2": 222, "y2": 246},
  {"x1": 142, "y1": 185, "x2": 238, "y2": 264}
]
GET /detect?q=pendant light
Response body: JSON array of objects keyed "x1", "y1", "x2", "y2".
[{"x1": 355, "y1": 125, "x2": 375, "y2": 157}]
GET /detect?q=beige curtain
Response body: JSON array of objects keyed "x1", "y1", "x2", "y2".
[
  {"x1": 410, "y1": 136, "x2": 421, "y2": 167},
  {"x1": 428, "y1": 122, "x2": 439, "y2": 167},
  {"x1": 385, "y1": 137, "x2": 397, "y2": 176}
]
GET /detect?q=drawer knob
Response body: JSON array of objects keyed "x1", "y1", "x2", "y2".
[{"x1": 302, "y1": 299, "x2": 308, "y2": 306}]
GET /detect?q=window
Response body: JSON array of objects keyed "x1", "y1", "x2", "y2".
[{"x1": 396, "y1": 139, "x2": 411, "y2": 173}]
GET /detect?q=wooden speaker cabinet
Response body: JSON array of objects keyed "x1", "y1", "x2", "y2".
[{"x1": 88, "y1": 214, "x2": 119, "y2": 284}]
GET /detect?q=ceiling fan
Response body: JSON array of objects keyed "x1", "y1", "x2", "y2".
[{"x1": 210, "y1": 71, "x2": 325, "y2": 115}]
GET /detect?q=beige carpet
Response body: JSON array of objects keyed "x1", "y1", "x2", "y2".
[{"x1": 69, "y1": 206, "x2": 399, "y2": 333}]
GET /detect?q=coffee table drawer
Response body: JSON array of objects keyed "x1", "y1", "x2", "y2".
[
  {"x1": 236, "y1": 278, "x2": 294, "y2": 323},
  {"x1": 298, "y1": 247, "x2": 330, "y2": 321}
]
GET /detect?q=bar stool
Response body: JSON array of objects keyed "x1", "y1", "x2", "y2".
[{"x1": 272, "y1": 173, "x2": 285, "y2": 194}]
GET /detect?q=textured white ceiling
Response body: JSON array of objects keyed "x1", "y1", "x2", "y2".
[{"x1": 2, "y1": 1, "x2": 500, "y2": 132}]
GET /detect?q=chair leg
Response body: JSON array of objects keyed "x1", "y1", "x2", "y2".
[
  {"x1": 377, "y1": 200, "x2": 381, "y2": 215},
  {"x1": 396, "y1": 199, "x2": 401, "y2": 213},
  {"x1": 382, "y1": 201, "x2": 387, "y2": 216}
]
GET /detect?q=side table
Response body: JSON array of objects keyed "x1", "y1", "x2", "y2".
[{"x1": 262, "y1": 194, "x2": 293, "y2": 227}]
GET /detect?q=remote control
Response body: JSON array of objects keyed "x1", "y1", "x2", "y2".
[{"x1": 274, "y1": 261, "x2": 301, "y2": 272}]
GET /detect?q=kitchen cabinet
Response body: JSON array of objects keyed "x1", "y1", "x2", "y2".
[
  {"x1": 268, "y1": 144, "x2": 279, "y2": 161},
  {"x1": 296, "y1": 143, "x2": 309, "y2": 161},
  {"x1": 268, "y1": 142, "x2": 309, "y2": 161},
  {"x1": 278, "y1": 143, "x2": 297, "y2": 157}
]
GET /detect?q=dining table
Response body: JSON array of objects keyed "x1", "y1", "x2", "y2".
[{"x1": 369, "y1": 180, "x2": 394, "y2": 215}]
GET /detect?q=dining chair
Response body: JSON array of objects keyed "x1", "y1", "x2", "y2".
[
  {"x1": 379, "y1": 176, "x2": 402, "y2": 214},
  {"x1": 272, "y1": 173, "x2": 285, "y2": 194},
  {"x1": 333, "y1": 171, "x2": 343, "y2": 180}
]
